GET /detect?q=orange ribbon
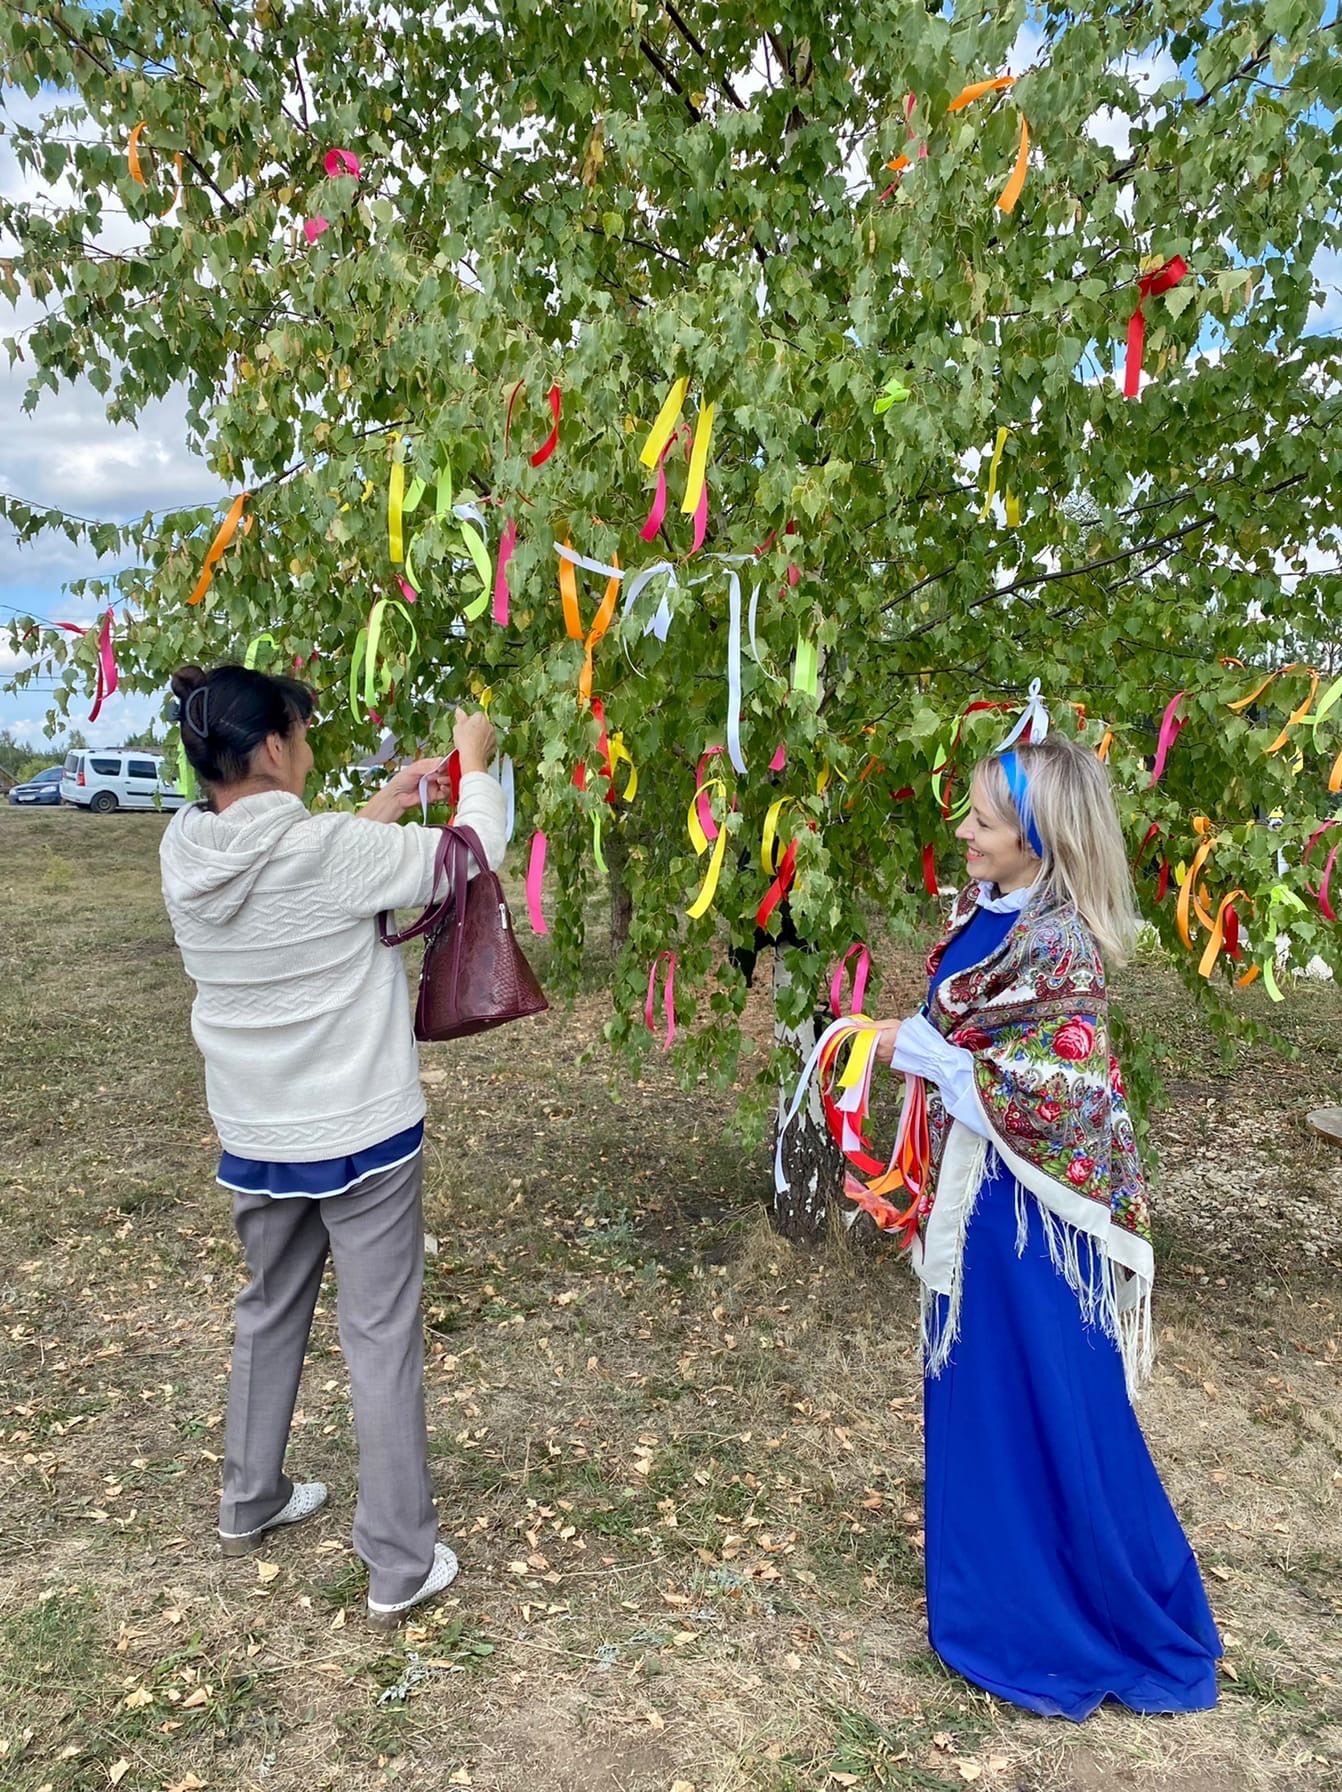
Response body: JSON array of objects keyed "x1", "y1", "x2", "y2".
[
  {"x1": 128, "y1": 122, "x2": 183, "y2": 216},
  {"x1": 1227, "y1": 662, "x2": 1321, "y2": 754},
  {"x1": 889, "y1": 76, "x2": 1029, "y2": 214},
  {"x1": 1175, "y1": 820, "x2": 1216, "y2": 950},
  {"x1": 559, "y1": 547, "x2": 620, "y2": 707},
  {"x1": 188, "y1": 493, "x2": 250, "y2": 606}
]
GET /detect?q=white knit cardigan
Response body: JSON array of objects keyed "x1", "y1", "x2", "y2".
[{"x1": 159, "y1": 775, "x2": 509, "y2": 1160}]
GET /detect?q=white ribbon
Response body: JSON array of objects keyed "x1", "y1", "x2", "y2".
[
  {"x1": 554, "y1": 541, "x2": 624, "y2": 582},
  {"x1": 774, "y1": 1015, "x2": 861, "y2": 1195},
  {"x1": 991, "y1": 676, "x2": 1051, "y2": 753},
  {"x1": 621, "y1": 560, "x2": 679, "y2": 645},
  {"x1": 498, "y1": 753, "x2": 515, "y2": 842}
]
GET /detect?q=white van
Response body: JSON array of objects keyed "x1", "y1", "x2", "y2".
[{"x1": 60, "y1": 749, "x2": 188, "y2": 814}]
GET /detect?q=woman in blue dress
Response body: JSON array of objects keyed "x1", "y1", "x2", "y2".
[{"x1": 871, "y1": 728, "x2": 1221, "y2": 1721}]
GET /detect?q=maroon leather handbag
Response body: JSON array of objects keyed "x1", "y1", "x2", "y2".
[{"x1": 377, "y1": 825, "x2": 548, "y2": 1042}]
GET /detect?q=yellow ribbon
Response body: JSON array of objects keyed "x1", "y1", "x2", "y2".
[
  {"x1": 640, "y1": 377, "x2": 688, "y2": 468},
  {"x1": 1005, "y1": 490, "x2": 1022, "y2": 528},
  {"x1": 388, "y1": 459, "x2": 405, "y2": 564},
  {"x1": 687, "y1": 778, "x2": 730, "y2": 919},
  {"x1": 838, "y1": 1024, "x2": 880, "y2": 1093},
  {"x1": 681, "y1": 401, "x2": 716, "y2": 516},
  {"x1": 979, "y1": 426, "x2": 1009, "y2": 521},
  {"x1": 761, "y1": 796, "x2": 798, "y2": 874},
  {"x1": 608, "y1": 732, "x2": 638, "y2": 802}
]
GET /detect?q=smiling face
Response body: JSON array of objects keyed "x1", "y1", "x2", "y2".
[{"x1": 955, "y1": 767, "x2": 1040, "y2": 893}]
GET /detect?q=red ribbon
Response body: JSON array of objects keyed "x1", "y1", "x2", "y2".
[
  {"x1": 756, "y1": 837, "x2": 799, "y2": 928},
  {"x1": 1124, "y1": 256, "x2": 1188, "y2": 400},
  {"x1": 922, "y1": 843, "x2": 938, "y2": 897},
  {"x1": 505, "y1": 382, "x2": 562, "y2": 466},
  {"x1": 645, "y1": 951, "x2": 677, "y2": 1051},
  {"x1": 1305, "y1": 820, "x2": 1341, "y2": 922}
]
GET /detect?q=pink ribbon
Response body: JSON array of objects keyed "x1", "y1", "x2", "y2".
[
  {"x1": 1149, "y1": 691, "x2": 1186, "y2": 785},
  {"x1": 769, "y1": 742, "x2": 786, "y2": 772},
  {"x1": 88, "y1": 609, "x2": 118, "y2": 721},
  {"x1": 303, "y1": 215, "x2": 329, "y2": 244},
  {"x1": 397, "y1": 576, "x2": 418, "y2": 604},
  {"x1": 696, "y1": 746, "x2": 732, "y2": 840},
  {"x1": 526, "y1": 830, "x2": 549, "y2": 934},
  {"x1": 323, "y1": 149, "x2": 361, "y2": 179},
  {"x1": 830, "y1": 943, "x2": 871, "y2": 1019},
  {"x1": 640, "y1": 425, "x2": 686, "y2": 544},
  {"x1": 644, "y1": 950, "x2": 677, "y2": 1051},
  {"x1": 493, "y1": 517, "x2": 516, "y2": 625},
  {"x1": 689, "y1": 475, "x2": 709, "y2": 555}
]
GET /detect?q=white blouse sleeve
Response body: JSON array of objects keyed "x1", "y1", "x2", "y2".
[{"x1": 889, "y1": 1012, "x2": 992, "y2": 1141}]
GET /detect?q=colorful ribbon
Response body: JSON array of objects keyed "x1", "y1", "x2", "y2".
[
  {"x1": 640, "y1": 377, "x2": 689, "y2": 468},
  {"x1": 304, "y1": 216, "x2": 329, "y2": 243},
  {"x1": 493, "y1": 517, "x2": 516, "y2": 626},
  {"x1": 682, "y1": 402, "x2": 715, "y2": 519},
  {"x1": 188, "y1": 493, "x2": 249, "y2": 606},
  {"x1": 1124, "y1": 255, "x2": 1189, "y2": 399},
  {"x1": 557, "y1": 544, "x2": 622, "y2": 707},
  {"x1": 323, "y1": 148, "x2": 362, "y2": 179},
  {"x1": 793, "y1": 634, "x2": 818, "y2": 698},
  {"x1": 887, "y1": 76, "x2": 1029, "y2": 214},
  {"x1": 978, "y1": 427, "x2": 1009, "y2": 521},
  {"x1": 757, "y1": 797, "x2": 801, "y2": 928},
  {"x1": 1227, "y1": 662, "x2": 1321, "y2": 755},
  {"x1": 1149, "y1": 691, "x2": 1187, "y2": 785},
  {"x1": 830, "y1": 943, "x2": 872, "y2": 1019},
  {"x1": 87, "y1": 608, "x2": 118, "y2": 722},
  {"x1": 640, "y1": 424, "x2": 687, "y2": 543},
  {"x1": 645, "y1": 951, "x2": 678, "y2": 1051},
  {"x1": 350, "y1": 597, "x2": 416, "y2": 721},
  {"x1": 243, "y1": 633, "x2": 279, "y2": 670},
  {"x1": 518, "y1": 830, "x2": 546, "y2": 936},
  {"x1": 687, "y1": 778, "x2": 730, "y2": 920},
  {"x1": 725, "y1": 569, "x2": 747, "y2": 775},
  {"x1": 505, "y1": 381, "x2": 562, "y2": 467},
  {"x1": 775, "y1": 1017, "x2": 931, "y2": 1243}
]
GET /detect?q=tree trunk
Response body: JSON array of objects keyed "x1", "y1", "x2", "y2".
[{"x1": 767, "y1": 949, "x2": 847, "y2": 1240}]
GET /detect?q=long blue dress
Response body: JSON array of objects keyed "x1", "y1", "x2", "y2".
[{"x1": 921, "y1": 902, "x2": 1221, "y2": 1721}]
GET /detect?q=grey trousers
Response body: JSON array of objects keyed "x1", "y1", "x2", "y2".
[{"x1": 219, "y1": 1153, "x2": 437, "y2": 1606}]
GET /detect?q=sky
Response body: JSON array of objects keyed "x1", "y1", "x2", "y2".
[{"x1": 1, "y1": 18, "x2": 1339, "y2": 758}]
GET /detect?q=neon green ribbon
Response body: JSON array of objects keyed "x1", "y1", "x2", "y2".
[
  {"x1": 793, "y1": 633, "x2": 818, "y2": 698},
  {"x1": 244, "y1": 633, "x2": 279, "y2": 670}
]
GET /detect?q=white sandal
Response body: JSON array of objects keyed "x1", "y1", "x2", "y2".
[
  {"x1": 218, "y1": 1480, "x2": 328, "y2": 1557},
  {"x1": 367, "y1": 1542, "x2": 460, "y2": 1632}
]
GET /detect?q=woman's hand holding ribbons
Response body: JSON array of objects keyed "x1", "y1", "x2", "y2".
[{"x1": 871, "y1": 1018, "x2": 903, "y2": 1066}]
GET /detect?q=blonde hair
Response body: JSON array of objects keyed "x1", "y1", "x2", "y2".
[{"x1": 977, "y1": 733, "x2": 1139, "y2": 967}]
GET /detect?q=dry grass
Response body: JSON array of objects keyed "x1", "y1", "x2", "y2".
[{"x1": 0, "y1": 806, "x2": 1339, "y2": 1792}]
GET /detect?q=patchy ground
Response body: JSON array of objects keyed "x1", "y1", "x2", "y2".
[{"x1": 0, "y1": 807, "x2": 1339, "y2": 1792}]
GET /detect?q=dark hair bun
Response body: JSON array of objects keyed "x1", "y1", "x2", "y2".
[{"x1": 170, "y1": 665, "x2": 208, "y2": 702}]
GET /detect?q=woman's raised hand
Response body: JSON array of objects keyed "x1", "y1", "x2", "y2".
[{"x1": 453, "y1": 707, "x2": 496, "y2": 775}]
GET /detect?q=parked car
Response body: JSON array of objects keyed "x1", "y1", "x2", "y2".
[
  {"x1": 60, "y1": 750, "x2": 187, "y2": 814},
  {"x1": 7, "y1": 765, "x2": 64, "y2": 806}
]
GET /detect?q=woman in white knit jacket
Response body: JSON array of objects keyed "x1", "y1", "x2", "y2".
[{"x1": 159, "y1": 662, "x2": 507, "y2": 1630}]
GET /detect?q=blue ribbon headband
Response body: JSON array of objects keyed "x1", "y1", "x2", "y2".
[{"x1": 998, "y1": 749, "x2": 1044, "y2": 858}]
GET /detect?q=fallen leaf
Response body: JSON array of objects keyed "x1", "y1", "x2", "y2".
[
  {"x1": 180, "y1": 1686, "x2": 210, "y2": 1709},
  {"x1": 108, "y1": 1764, "x2": 131, "y2": 1788},
  {"x1": 448, "y1": 1771, "x2": 472, "y2": 1787},
  {"x1": 256, "y1": 1561, "x2": 281, "y2": 1585},
  {"x1": 671, "y1": 1783, "x2": 696, "y2": 1792},
  {"x1": 165, "y1": 1776, "x2": 208, "y2": 1792},
  {"x1": 829, "y1": 1777, "x2": 861, "y2": 1788},
  {"x1": 330, "y1": 1608, "x2": 346, "y2": 1631},
  {"x1": 1209, "y1": 1564, "x2": 1232, "y2": 1581},
  {"x1": 956, "y1": 1764, "x2": 983, "y2": 1784},
  {"x1": 123, "y1": 1687, "x2": 154, "y2": 1710}
]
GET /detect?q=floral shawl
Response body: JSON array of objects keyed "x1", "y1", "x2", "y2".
[{"x1": 912, "y1": 882, "x2": 1155, "y2": 1391}]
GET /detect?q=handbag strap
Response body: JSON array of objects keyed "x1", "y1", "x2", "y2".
[{"x1": 377, "y1": 826, "x2": 458, "y2": 947}]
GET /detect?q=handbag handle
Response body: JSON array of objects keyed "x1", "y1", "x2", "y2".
[{"x1": 377, "y1": 824, "x2": 491, "y2": 948}]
